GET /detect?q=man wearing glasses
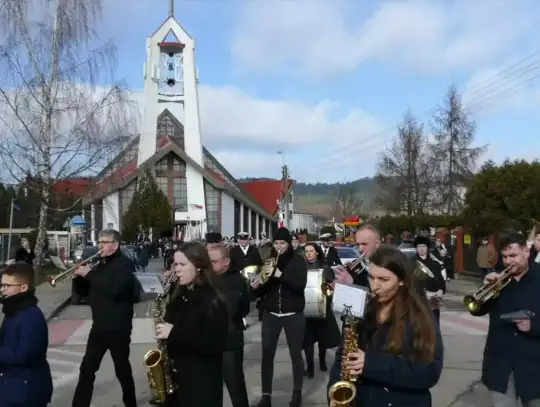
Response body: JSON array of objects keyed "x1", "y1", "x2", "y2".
[
  {"x1": 71, "y1": 229, "x2": 138, "y2": 407},
  {"x1": 0, "y1": 262, "x2": 53, "y2": 407}
]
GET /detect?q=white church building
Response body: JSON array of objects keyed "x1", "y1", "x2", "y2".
[{"x1": 82, "y1": 6, "x2": 283, "y2": 240}]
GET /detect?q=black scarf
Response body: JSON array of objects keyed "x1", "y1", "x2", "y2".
[{"x1": 2, "y1": 290, "x2": 38, "y2": 318}]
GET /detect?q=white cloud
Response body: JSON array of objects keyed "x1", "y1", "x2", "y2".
[{"x1": 231, "y1": 0, "x2": 539, "y2": 77}]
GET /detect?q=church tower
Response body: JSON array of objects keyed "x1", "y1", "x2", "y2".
[{"x1": 138, "y1": 1, "x2": 204, "y2": 166}]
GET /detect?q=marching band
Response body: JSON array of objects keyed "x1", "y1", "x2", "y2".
[{"x1": 7, "y1": 223, "x2": 540, "y2": 407}]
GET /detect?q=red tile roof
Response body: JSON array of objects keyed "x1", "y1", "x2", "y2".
[
  {"x1": 52, "y1": 179, "x2": 91, "y2": 196},
  {"x1": 241, "y1": 179, "x2": 294, "y2": 215}
]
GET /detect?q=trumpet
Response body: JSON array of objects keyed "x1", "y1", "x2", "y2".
[
  {"x1": 241, "y1": 252, "x2": 281, "y2": 285},
  {"x1": 48, "y1": 251, "x2": 102, "y2": 287},
  {"x1": 463, "y1": 267, "x2": 512, "y2": 314},
  {"x1": 321, "y1": 281, "x2": 334, "y2": 297},
  {"x1": 345, "y1": 253, "x2": 369, "y2": 275}
]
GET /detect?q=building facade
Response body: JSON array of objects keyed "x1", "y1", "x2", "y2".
[{"x1": 82, "y1": 8, "x2": 279, "y2": 241}]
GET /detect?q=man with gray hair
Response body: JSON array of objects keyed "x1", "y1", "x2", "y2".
[{"x1": 71, "y1": 229, "x2": 138, "y2": 407}]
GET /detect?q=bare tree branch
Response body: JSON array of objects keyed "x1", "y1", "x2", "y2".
[
  {"x1": 430, "y1": 84, "x2": 487, "y2": 215},
  {"x1": 375, "y1": 111, "x2": 435, "y2": 215},
  {"x1": 333, "y1": 184, "x2": 363, "y2": 220},
  {"x1": 0, "y1": 0, "x2": 137, "y2": 266}
]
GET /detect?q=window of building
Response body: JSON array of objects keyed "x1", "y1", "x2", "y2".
[
  {"x1": 155, "y1": 157, "x2": 168, "y2": 173},
  {"x1": 120, "y1": 180, "x2": 137, "y2": 214},
  {"x1": 157, "y1": 110, "x2": 184, "y2": 150},
  {"x1": 251, "y1": 211, "x2": 257, "y2": 238},
  {"x1": 243, "y1": 205, "x2": 249, "y2": 234},
  {"x1": 204, "y1": 182, "x2": 220, "y2": 232},
  {"x1": 173, "y1": 177, "x2": 188, "y2": 211},
  {"x1": 289, "y1": 193, "x2": 293, "y2": 203},
  {"x1": 258, "y1": 216, "x2": 263, "y2": 237},
  {"x1": 156, "y1": 176, "x2": 168, "y2": 198},
  {"x1": 234, "y1": 200, "x2": 240, "y2": 236},
  {"x1": 172, "y1": 156, "x2": 186, "y2": 173}
]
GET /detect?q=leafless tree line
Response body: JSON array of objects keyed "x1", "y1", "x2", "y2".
[
  {"x1": 375, "y1": 85, "x2": 486, "y2": 216},
  {"x1": 0, "y1": 0, "x2": 135, "y2": 266}
]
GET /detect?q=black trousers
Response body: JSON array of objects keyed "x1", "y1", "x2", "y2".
[
  {"x1": 223, "y1": 348, "x2": 249, "y2": 407},
  {"x1": 304, "y1": 343, "x2": 326, "y2": 371},
  {"x1": 261, "y1": 312, "x2": 305, "y2": 395},
  {"x1": 433, "y1": 308, "x2": 440, "y2": 324},
  {"x1": 72, "y1": 329, "x2": 137, "y2": 407}
]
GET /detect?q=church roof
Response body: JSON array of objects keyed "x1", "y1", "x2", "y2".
[
  {"x1": 240, "y1": 179, "x2": 295, "y2": 216},
  {"x1": 82, "y1": 136, "x2": 276, "y2": 219}
]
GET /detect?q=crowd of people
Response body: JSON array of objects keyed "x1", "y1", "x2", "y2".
[{"x1": 1, "y1": 225, "x2": 540, "y2": 407}]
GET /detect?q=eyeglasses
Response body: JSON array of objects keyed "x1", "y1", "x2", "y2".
[
  {"x1": 98, "y1": 240, "x2": 115, "y2": 244},
  {"x1": 0, "y1": 283, "x2": 22, "y2": 289}
]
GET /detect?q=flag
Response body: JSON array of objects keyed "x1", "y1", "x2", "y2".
[{"x1": 13, "y1": 203, "x2": 20, "y2": 211}]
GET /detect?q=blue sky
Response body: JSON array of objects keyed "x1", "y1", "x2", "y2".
[{"x1": 98, "y1": 0, "x2": 540, "y2": 183}]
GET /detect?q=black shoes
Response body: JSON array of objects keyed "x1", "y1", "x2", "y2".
[
  {"x1": 252, "y1": 395, "x2": 271, "y2": 407},
  {"x1": 289, "y1": 390, "x2": 302, "y2": 407}
]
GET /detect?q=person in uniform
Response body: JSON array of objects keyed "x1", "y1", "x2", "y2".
[
  {"x1": 301, "y1": 242, "x2": 341, "y2": 378},
  {"x1": 250, "y1": 227, "x2": 308, "y2": 407},
  {"x1": 414, "y1": 235, "x2": 446, "y2": 323},
  {"x1": 230, "y1": 232, "x2": 263, "y2": 271},
  {"x1": 319, "y1": 233, "x2": 342, "y2": 266}
]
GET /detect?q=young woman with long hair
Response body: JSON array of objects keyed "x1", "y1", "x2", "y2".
[
  {"x1": 328, "y1": 245, "x2": 443, "y2": 407},
  {"x1": 302, "y1": 242, "x2": 341, "y2": 378},
  {"x1": 155, "y1": 241, "x2": 229, "y2": 407}
]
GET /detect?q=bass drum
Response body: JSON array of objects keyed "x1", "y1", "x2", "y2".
[{"x1": 304, "y1": 269, "x2": 327, "y2": 319}]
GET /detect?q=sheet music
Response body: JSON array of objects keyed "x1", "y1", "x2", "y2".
[
  {"x1": 332, "y1": 282, "x2": 368, "y2": 318},
  {"x1": 247, "y1": 272, "x2": 262, "y2": 285},
  {"x1": 134, "y1": 273, "x2": 165, "y2": 295}
]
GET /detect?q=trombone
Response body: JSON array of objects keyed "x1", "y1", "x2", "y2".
[
  {"x1": 463, "y1": 266, "x2": 513, "y2": 314},
  {"x1": 48, "y1": 251, "x2": 102, "y2": 287}
]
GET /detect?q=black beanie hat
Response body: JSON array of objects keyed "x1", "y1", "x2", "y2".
[
  {"x1": 274, "y1": 227, "x2": 292, "y2": 244},
  {"x1": 205, "y1": 232, "x2": 223, "y2": 244},
  {"x1": 413, "y1": 235, "x2": 431, "y2": 249}
]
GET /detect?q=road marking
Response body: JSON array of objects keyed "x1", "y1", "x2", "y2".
[
  {"x1": 440, "y1": 318, "x2": 487, "y2": 336},
  {"x1": 63, "y1": 318, "x2": 156, "y2": 345},
  {"x1": 47, "y1": 348, "x2": 86, "y2": 357}
]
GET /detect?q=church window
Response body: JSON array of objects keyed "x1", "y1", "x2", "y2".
[
  {"x1": 204, "y1": 181, "x2": 220, "y2": 232},
  {"x1": 120, "y1": 180, "x2": 137, "y2": 215},
  {"x1": 172, "y1": 156, "x2": 186, "y2": 172},
  {"x1": 173, "y1": 178, "x2": 188, "y2": 211},
  {"x1": 156, "y1": 111, "x2": 184, "y2": 150},
  {"x1": 156, "y1": 176, "x2": 168, "y2": 197},
  {"x1": 155, "y1": 157, "x2": 168, "y2": 173}
]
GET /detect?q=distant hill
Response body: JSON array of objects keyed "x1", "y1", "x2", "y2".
[{"x1": 239, "y1": 177, "x2": 378, "y2": 217}]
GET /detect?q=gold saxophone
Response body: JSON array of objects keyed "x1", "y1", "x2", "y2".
[
  {"x1": 328, "y1": 306, "x2": 360, "y2": 407},
  {"x1": 143, "y1": 274, "x2": 176, "y2": 404}
]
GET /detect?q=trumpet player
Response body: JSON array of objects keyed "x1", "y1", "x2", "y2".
[
  {"x1": 333, "y1": 225, "x2": 381, "y2": 288},
  {"x1": 155, "y1": 242, "x2": 229, "y2": 407},
  {"x1": 250, "y1": 227, "x2": 308, "y2": 407},
  {"x1": 71, "y1": 230, "x2": 138, "y2": 407},
  {"x1": 472, "y1": 232, "x2": 540, "y2": 407},
  {"x1": 328, "y1": 246, "x2": 443, "y2": 407},
  {"x1": 414, "y1": 236, "x2": 446, "y2": 323}
]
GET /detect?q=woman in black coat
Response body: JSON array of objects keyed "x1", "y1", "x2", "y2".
[
  {"x1": 328, "y1": 245, "x2": 443, "y2": 407},
  {"x1": 302, "y1": 242, "x2": 341, "y2": 377},
  {"x1": 155, "y1": 242, "x2": 229, "y2": 407}
]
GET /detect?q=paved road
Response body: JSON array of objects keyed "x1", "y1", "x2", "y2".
[{"x1": 46, "y1": 273, "x2": 493, "y2": 407}]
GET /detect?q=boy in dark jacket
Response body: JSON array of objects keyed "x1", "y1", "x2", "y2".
[{"x1": 0, "y1": 262, "x2": 53, "y2": 407}]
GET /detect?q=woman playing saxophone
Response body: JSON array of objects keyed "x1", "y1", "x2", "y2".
[
  {"x1": 327, "y1": 245, "x2": 444, "y2": 407},
  {"x1": 155, "y1": 242, "x2": 229, "y2": 407}
]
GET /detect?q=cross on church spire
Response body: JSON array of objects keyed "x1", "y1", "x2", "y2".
[{"x1": 169, "y1": 0, "x2": 174, "y2": 17}]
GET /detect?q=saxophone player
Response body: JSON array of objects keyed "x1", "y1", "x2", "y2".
[
  {"x1": 155, "y1": 242, "x2": 229, "y2": 407},
  {"x1": 328, "y1": 246, "x2": 443, "y2": 407}
]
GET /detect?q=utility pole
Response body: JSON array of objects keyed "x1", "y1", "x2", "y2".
[{"x1": 282, "y1": 165, "x2": 290, "y2": 228}]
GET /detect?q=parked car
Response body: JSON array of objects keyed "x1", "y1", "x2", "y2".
[{"x1": 336, "y1": 246, "x2": 360, "y2": 265}]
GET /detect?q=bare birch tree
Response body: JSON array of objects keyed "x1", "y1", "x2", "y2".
[
  {"x1": 333, "y1": 184, "x2": 363, "y2": 220},
  {"x1": 0, "y1": 0, "x2": 134, "y2": 267},
  {"x1": 430, "y1": 84, "x2": 486, "y2": 214},
  {"x1": 376, "y1": 112, "x2": 435, "y2": 215}
]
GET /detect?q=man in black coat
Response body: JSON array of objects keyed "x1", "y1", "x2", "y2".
[
  {"x1": 208, "y1": 245, "x2": 251, "y2": 407},
  {"x1": 71, "y1": 229, "x2": 137, "y2": 407},
  {"x1": 250, "y1": 227, "x2": 308, "y2": 407},
  {"x1": 230, "y1": 231, "x2": 263, "y2": 271},
  {"x1": 473, "y1": 232, "x2": 540, "y2": 407},
  {"x1": 206, "y1": 231, "x2": 224, "y2": 249},
  {"x1": 319, "y1": 233, "x2": 342, "y2": 266}
]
